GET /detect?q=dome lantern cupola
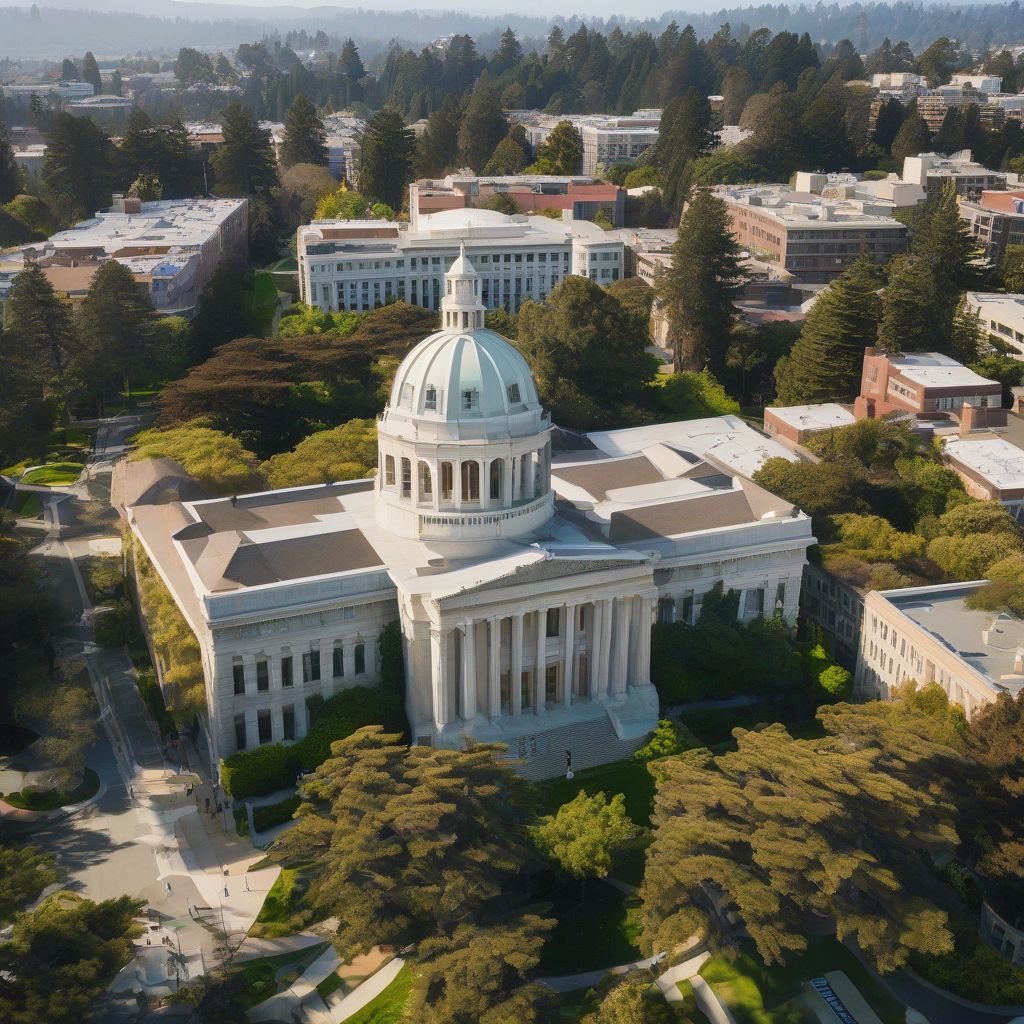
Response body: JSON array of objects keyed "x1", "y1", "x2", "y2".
[{"x1": 441, "y1": 242, "x2": 485, "y2": 332}]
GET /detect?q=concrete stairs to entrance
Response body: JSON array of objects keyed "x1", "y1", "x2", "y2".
[{"x1": 511, "y1": 714, "x2": 647, "y2": 781}]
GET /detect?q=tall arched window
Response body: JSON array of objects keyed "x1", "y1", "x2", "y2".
[
  {"x1": 418, "y1": 461, "x2": 432, "y2": 499},
  {"x1": 461, "y1": 461, "x2": 480, "y2": 502},
  {"x1": 440, "y1": 462, "x2": 454, "y2": 500},
  {"x1": 489, "y1": 459, "x2": 503, "y2": 502}
]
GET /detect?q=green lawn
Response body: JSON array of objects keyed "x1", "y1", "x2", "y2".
[
  {"x1": 249, "y1": 866, "x2": 311, "y2": 938},
  {"x1": 538, "y1": 757, "x2": 656, "y2": 828},
  {"x1": 700, "y1": 939, "x2": 904, "y2": 1024},
  {"x1": 539, "y1": 881, "x2": 642, "y2": 975},
  {"x1": 676, "y1": 980, "x2": 713, "y2": 1024},
  {"x1": 244, "y1": 270, "x2": 281, "y2": 336},
  {"x1": 13, "y1": 491, "x2": 41, "y2": 518},
  {"x1": 20, "y1": 462, "x2": 83, "y2": 486},
  {"x1": 344, "y1": 965, "x2": 412, "y2": 1024},
  {"x1": 316, "y1": 969, "x2": 346, "y2": 1001},
  {"x1": 232, "y1": 943, "x2": 327, "y2": 1009},
  {"x1": 3, "y1": 767, "x2": 100, "y2": 810}
]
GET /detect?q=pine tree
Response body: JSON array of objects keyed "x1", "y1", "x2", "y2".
[
  {"x1": 657, "y1": 189, "x2": 745, "y2": 373},
  {"x1": 210, "y1": 102, "x2": 278, "y2": 197},
  {"x1": 877, "y1": 254, "x2": 936, "y2": 354},
  {"x1": 775, "y1": 255, "x2": 884, "y2": 404},
  {"x1": 358, "y1": 105, "x2": 414, "y2": 210},
  {"x1": 81, "y1": 51, "x2": 102, "y2": 95},
  {"x1": 457, "y1": 85, "x2": 507, "y2": 172},
  {"x1": 4, "y1": 262, "x2": 74, "y2": 382},
  {"x1": 42, "y1": 113, "x2": 115, "y2": 217},
  {"x1": 891, "y1": 107, "x2": 931, "y2": 162},
  {"x1": 338, "y1": 39, "x2": 365, "y2": 80},
  {"x1": 414, "y1": 96, "x2": 462, "y2": 178},
  {"x1": 872, "y1": 97, "x2": 905, "y2": 150},
  {"x1": 655, "y1": 89, "x2": 714, "y2": 216},
  {"x1": 0, "y1": 119, "x2": 20, "y2": 204},
  {"x1": 281, "y1": 93, "x2": 327, "y2": 168}
]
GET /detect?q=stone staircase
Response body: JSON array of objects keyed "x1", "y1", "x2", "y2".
[{"x1": 507, "y1": 714, "x2": 647, "y2": 781}]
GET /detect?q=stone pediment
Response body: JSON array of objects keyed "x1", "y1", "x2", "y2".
[{"x1": 440, "y1": 556, "x2": 647, "y2": 600}]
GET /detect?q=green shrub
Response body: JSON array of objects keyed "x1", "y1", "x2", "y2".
[
  {"x1": 634, "y1": 719, "x2": 688, "y2": 761},
  {"x1": 93, "y1": 601, "x2": 137, "y2": 648},
  {"x1": 253, "y1": 794, "x2": 301, "y2": 833},
  {"x1": 221, "y1": 685, "x2": 385, "y2": 798},
  {"x1": 911, "y1": 924, "x2": 1024, "y2": 1004}
]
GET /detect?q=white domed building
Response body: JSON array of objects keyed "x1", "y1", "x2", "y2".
[{"x1": 127, "y1": 252, "x2": 813, "y2": 779}]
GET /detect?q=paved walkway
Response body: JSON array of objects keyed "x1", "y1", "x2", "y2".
[
  {"x1": 247, "y1": 945, "x2": 339, "y2": 1023},
  {"x1": 329, "y1": 957, "x2": 405, "y2": 1024}
]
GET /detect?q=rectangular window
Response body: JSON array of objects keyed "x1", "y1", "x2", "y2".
[
  {"x1": 256, "y1": 659, "x2": 269, "y2": 692},
  {"x1": 302, "y1": 649, "x2": 321, "y2": 683},
  {"x1": 283, "y1": 704, "x2": 295, "y2": 741},
  {"x1": 257, "y1": 709, "x2": 272, "y2": 744},
  {"x1": 441, "y1": 462, "x2": 454, "y2": 500},
  {"x1": 578, "y1": 606, "x2": 586, "y2": 630},
  {"x1": 234, "y1": 715, "x2": 247, "y2": 751},
  {"x1": 545, "y1": 663, "x2": 559, "y2": 702},
  {"x1": 333, "y1": 645, "x2": 344, "y2": 678},
  {"x1": 385, "y1": 455, "x2": 395, "y2": 486},
  {"x1": 355, "y1": 642, "x2": 366, "y2": 674},
  {"x1": 546, "y1": 607, "x2": 561, "y2": 638},
  {"x1": 281, "y1": 655, "x2": 293, "y2": 688},
  {"x1": 232, "y1": 660, "x2": 245, "y2": 695},
  {"x1": 775, "y1": 582, "x2": 786, "y2": 613},
  {"x1": 401, "y1": 457, "x2": 411, "y2": 498},
  {"x1": 681, "y1": 592, "x2": 694, "y2": 624}
]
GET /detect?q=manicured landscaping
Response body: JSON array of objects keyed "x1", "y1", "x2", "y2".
[
  {"x1": 700, "y1": 939, "x2": 904, "y2": 1024},
  {"x1": 243, "y1": 271, "x2": 281, "y2": 336},
  {"x1": 910, "y1": 922, "x2": 1024, "y2": 1004},
  {"x1": 3, "y1": 767, "x2": 100, "y2": 810},
  {"x1": 538, "y1": 757, "x2": 656, "y2": 828},
  {"x1": 232, "y1": 943, "x2": 327, "y2": 1009},
  {"x1": 676, "y1": 980, "x2": 713, "y2": 1024},
  {"x1": 253, "y1": 793, "x2": 301, "y2": 833},
  {"x1": 344, "y1": 964, "x2": 412, "y2": 1024},
  {"x1": 20, "y1": 462, "x2": 83, "y2": 487},
  {"x1": 249, "y1": 866, "x2": 311, "y2": 938},
  {"x1": 538, "y1": 880, "x2": 642, "y2": 975},
  {"x1": 316, "y1": 969, "x2": 346, "y2": 1001},
  {"x1": 12, "y1": 491, "x2": 41, "y2": 518}
]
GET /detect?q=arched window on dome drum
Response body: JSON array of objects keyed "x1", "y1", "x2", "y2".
[
  {"x1": 424, "y1": 385, "x2": 437, "y2": 411},
  {"x1": 489, "y1": 459, "x2": 503, "y2": 502},
  {"x1": 401, "y1": 458, "x2": 411, "y2": 498},
  {"x1": 418, "y1": 461, "x2": 432, "y2": 499},
  {"x1": 385, "y1": 455, "x2": 395, "y2": 487},
  {"x1": 461, "y1": 461, "x2": 480, "y2": 502},
  {"x1": 441, "y1": 462, "x2": 454, "y2": 500}
]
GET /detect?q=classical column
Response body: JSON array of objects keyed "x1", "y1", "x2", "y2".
[
  {"x1": 594, "y1": 597, "x2": 613, "y2": 700},
  {"x1": 430, "y1": 626, "x2": 451, "y2": 730},
  {"x1": 562, "y1": 603, "x2": 576, "y2": 707},
  {"x1": 611, "y1": 597, "x2": 630, "y2": 697},
  {"x1": 510, "y1": 612, "x2": 524, "y2": 716},
  {"x1": 534, "y1": 607, "x2": 547, "y2": 714},
  {"x1": 461, "y1": 620, "x2": 477, "y2": 721},
  {"x1": 318, "y1": 640, "x2": 333, "y2": 696},
  {"x1": 635, "y1": 596, "x2": 654, "y2": 687},
  {"x1": 488, "y1": 615, "x2": 501, "y2": 720}
]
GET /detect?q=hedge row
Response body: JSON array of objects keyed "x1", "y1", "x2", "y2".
[
  {"x1": 253, "y1": 794, "x2": 302, "y2": 833},
  {"x1": 220, "y1": 685, "x2": 385, "y2": 798}
]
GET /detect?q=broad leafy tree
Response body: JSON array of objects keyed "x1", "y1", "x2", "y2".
[{"x1": 657, "y1": 189, "x2": 745, "y2": 373}]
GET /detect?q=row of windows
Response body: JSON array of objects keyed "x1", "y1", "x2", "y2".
[
  {"x1": 384, "y1": 454, "x2": 543, "y2": 504},
  {"x1": 311, "y1": 251, "x2": 575, "y2": 275},
  {"x1": 231, "y1": 643, "x2": 366, "y2": 696},
  {"x1": 235, "y1": 704, "x2": 298, "y2": 749}
]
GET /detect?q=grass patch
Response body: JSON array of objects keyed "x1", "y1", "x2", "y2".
[
  {"x1": 344, "y1": 965, "x2": 411, "y2": 1024},
  {"x1": 249, "y1": 866, "x2": 310, "y2": 939},
  {"x1": 539, "y1": 880, "x2": 642, "y2": 975},
  {"x1": 3, "y1": 767, "x2": 100, "y2": 810},
  {"x1": 243, "y1": 271, "x2": 280, "y2": 336},
  {"x1": 538, "y1": 757, "x2": 656, "y2": 828},
  {"x1": 316, "y1": 970, "x2": 345, "y2": 1001},
  {"x1": 700, "y1": 939, "x2": 904, "y2": 1024},
  {"x1": 81, "y1": 554, "x2": 123, "y2": 605},
  {"x1": 232, "y1": 943, "x2": 327, "y2": 1009},
  {"x1": 677, "y1": 980, "x2": 713, "y2": 1024},
  {"x1": 20, "y1": 462, "x2": 82, "y2": 486},
  {"x1": 13, "y1": 491, "x2": 41, "y2": 518}
]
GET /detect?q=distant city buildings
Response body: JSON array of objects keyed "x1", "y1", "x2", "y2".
[
  {"x1": 297, "y1": 207, "x2": 624, "y2": 314},
  {"x1": 0, "y1": 195, "x2": 248, "y2": 322},
  {"x1": 902, "y1": 151, "x2": 1008, "y2": 201},
  {"x1": 959, "y1": 190, "x2": 1024, "y2": 264}
]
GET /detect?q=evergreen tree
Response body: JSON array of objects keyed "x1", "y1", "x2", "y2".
[
  {"x1": 414, "y1": 95, "x2": 461, "y2": 178},
  {"x1": 495, "y1": 26, "x2": 523, "y2": 69},
  {"x1": 81, "y1": 51, "x2": 102, "y2": 95},
  {"x1": 800, "y1": 81, "x2": 855, "y2": 169},
  {"x1": 530, "y1": 120, "x2": 583, "y2": 175},
  {"x1": 1001, "y1": 246, "x2": 1024, "y2": 293},
  {"x1": 457, "y1": 85, "x2": 507, "y2": 172},
  {"x1": 484, "y1": 133, "x2": 528, "y2": 175},
  {"x1": 775, "y1": 256, "x2": 884, "y2": 405},
  {"x1": 210, "y1": 102, "x2": 278, "y2": 197},
  {"x1": 877, "y1": 254, "x2": 936, "y2": 354},
  {"x1": 4, "y1": 262, "x2": 75, "y2": 383},
  {"x1": 655, "y1": 89, "x2": 714, "y2": 216},
  {"x1": 872, "y1": 97, "x2": 905, "y2": 150},
  {"x1": 119, "y1": 111, "x2": 203, "y2": 198},
  {"x1": 59, "y1": 58, "x2": 79, "y2": 81},
  {"x1": 74, "y1": 260, "x2": 154, "y2": 410},
  {"x1": 891, "y1": 107, "x2": 931, "y2": 162},
  {"x1": 0, "y1": 119, "x2": 20, "y2": 204},
  {"x1": 657, "y1": 189, "x2": 745, "y2": 373},
  {"x1": 110, "y1": 69, "x2": 122, "y2": 97},
  {"x1": 358, "y1": 105, "x2": 414, "y2": 210},
  {"x1": 338, "y1": 38, "x2": 365, "y2": 79},
  {"x1": 747, "y1": 82, "x2": 802, "y2": 178},
  {"x1": 42, "y1": 113, "x2": 115, "y2": 218},
  {"x1": 281, "y1": 93, "x2": 327, "y2": 168}
]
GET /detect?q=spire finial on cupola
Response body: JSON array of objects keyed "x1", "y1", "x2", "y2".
[{"x1": 441, "y1": 238, "x2": 485, "y2": 331}]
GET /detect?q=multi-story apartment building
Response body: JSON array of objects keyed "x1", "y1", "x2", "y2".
[
  {"x1": 297, "y1": 208, "x2": 624, "y2": 315},
  {"x1": 902, "y1": 151, "x2": 1007, "y2": 201},
  {"x1": 959, "y1": 190, "x2": 1024, "y2": 264},
  {"x1": 966, "y1": 290, "x2": 1024, "y2": 354},
  {"x1": 855, "y1": 582, "x2": 1024, "y2": 717},
  {"x1": 409, "y1": 176, "x2": 624, "y2": 228},
  {"x1": 714, "y1": 185, "x2": 908, "y2": 284},
  {"x1": 0, "y1": 195, "x2": 248, "y2": 322},
  {"x1": 855, "y1": 348, "x2": 1003, "y2": 422}
]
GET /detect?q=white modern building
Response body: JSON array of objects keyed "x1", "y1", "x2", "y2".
[
  {"x1": 0, "y1": 195, "x2": 248, "y2": 319},
  {"x1": 297, "y1": 208, "x2": 624, "y2": 314},
  {"x1": 966, "y1": 291, "x2": 1024, "y2": 356},
  {"x1": 516, "y1": 110, "x2": 661, "y2": 176},
  {"x1": 856, "y1": 583, "x2": 1024, "y2": 717},
  {"x1": 1, "y1": 81, "x2": 95, "y2": 101},
  {"x1": 902, "y1": 151, "x2": 1008, "y2": 200},
  {"x1": 127, "y1": 254, "x2": 813, "y2": 779},
  {"x1": 949, "y1": 73, "x2": 1004, "y2": 93}
]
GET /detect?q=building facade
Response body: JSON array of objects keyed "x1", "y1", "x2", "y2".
[
  {"x1": 902, "y1": 151, "x2": 1008, "y2": 201},
  {"x1": 128, "y1": 255, "x2": 812, "y2": 779},
  {"x1": 298, "y1": 208, "x2": 624, "y2": 315},
  {"x1": 960, "y1": 191, "x2": 1024, "y2": 265},
  {"x1": 966, "y1": 290, "x2": 1024, "y2": 355}
]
